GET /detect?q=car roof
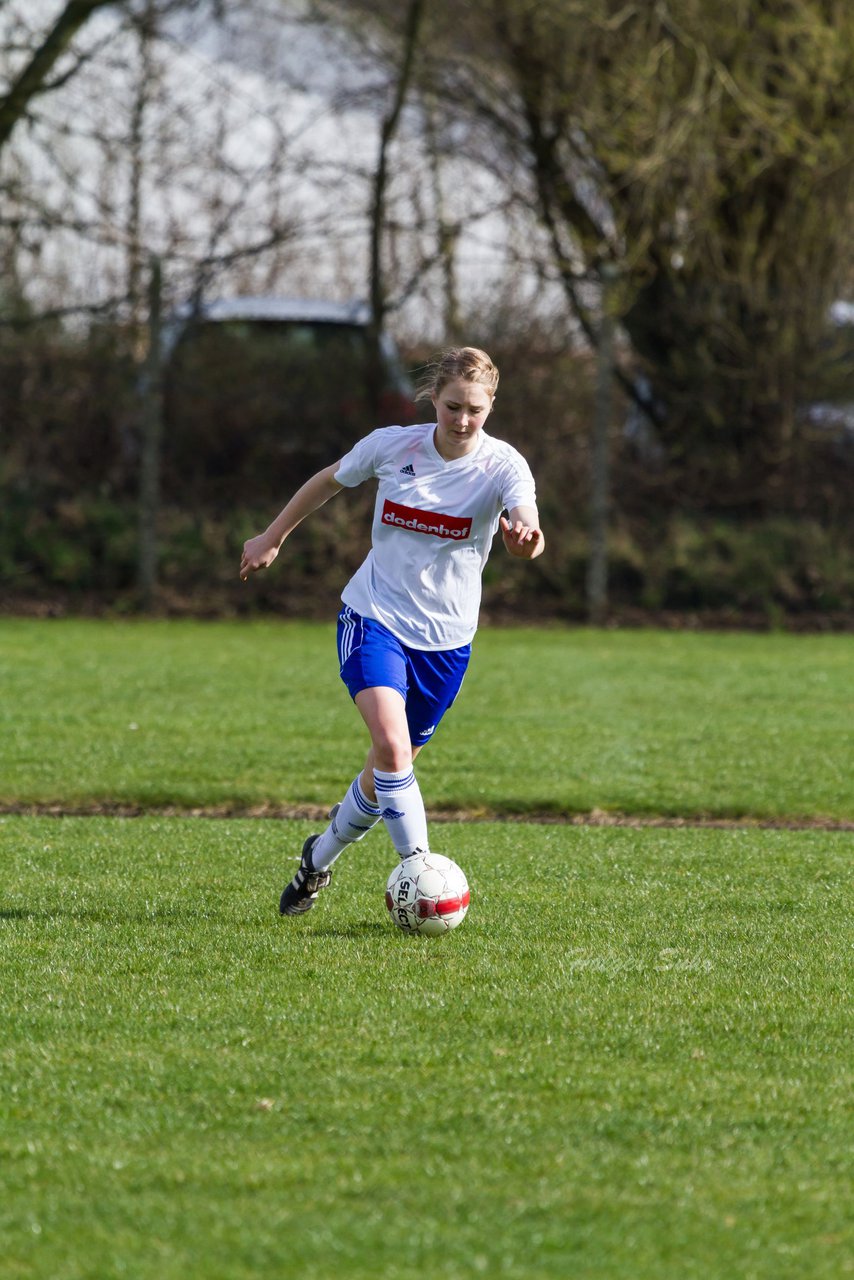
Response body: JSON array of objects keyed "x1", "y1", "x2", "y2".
[{"x1": 830, "y1": 300, "x2": 854, "y2": 327}]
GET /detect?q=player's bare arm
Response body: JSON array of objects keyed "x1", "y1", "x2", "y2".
[
  {"x1": 500, "y1": 505, "x2": 545, "y2": 559},
  {"x1": 240, "y1": 463, "x2": 344, "y2": 580}
]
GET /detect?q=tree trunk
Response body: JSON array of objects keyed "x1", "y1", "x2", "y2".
[
  {"x1": 587, "y1": 266, "x2": 616, "y2": 626},
  {"x1": 138, "y1": 256, "x2": 164, "y2": 611},
  {"x1": 366, "y1": 0, "x2": 424, "y2": 413}
]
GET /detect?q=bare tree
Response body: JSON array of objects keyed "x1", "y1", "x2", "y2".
[
  {"x1": 474, "y1": 0, "x2": 854, "y2": 486},
  {"x1": 125, "y1": 0, "x2": 159, "y2": 337},
  {"x1": 364, "y1": 0, "x2": 424, "y2": 410},
  {"x1": 0, "y1": 0, "x2": 118, "y2": 154}
]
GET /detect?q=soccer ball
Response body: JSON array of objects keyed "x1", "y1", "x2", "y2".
[{"x1": 385, "y1": 852, "x2": 470, "y2": 937}]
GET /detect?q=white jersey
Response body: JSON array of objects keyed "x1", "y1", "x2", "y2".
[{"x1": 334, "y1": 423, "x2": 537, "y2": 650}]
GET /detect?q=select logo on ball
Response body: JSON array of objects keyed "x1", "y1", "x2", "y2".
[{"x1": 385, "y1": 852, "x2": 470, "y2": 937}]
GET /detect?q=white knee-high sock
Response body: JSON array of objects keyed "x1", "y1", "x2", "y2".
[
  {"x1": 373, "y1": 767, "x2": 430, "y2": 859},
  {"x1": 310, "y1": 776, "x2": 382, "y2": 871}
]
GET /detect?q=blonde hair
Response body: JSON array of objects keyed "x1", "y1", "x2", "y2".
[{"x1": 414, "y1": 346, "x2": 499, "y2": 402}]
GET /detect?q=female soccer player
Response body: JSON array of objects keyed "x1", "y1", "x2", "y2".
[{"x1": 240, "y1": 346, "x2": 544, "y2": 916}]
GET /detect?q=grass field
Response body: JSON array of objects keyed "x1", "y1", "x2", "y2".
[
  {"x1": 2, "y1": 619, "x2": 852, "y2": 819},
  {"x1": 1, "y1": 620, "x2": 852, "y2": 1279}
]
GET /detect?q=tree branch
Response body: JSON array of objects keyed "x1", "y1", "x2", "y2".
[{"x1": 0, "y1": 0, "x2": 118, "y2": 153}]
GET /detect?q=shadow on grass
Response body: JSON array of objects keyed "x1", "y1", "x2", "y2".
[
  {"x1": 1, "y1": 908, "x2": 402, "y2": 937},
  {"x1": 305, "y1": 920, "x2": 391, "y2": 939},
  {"x1": 0, "y1": 905, "x2": 214, "y2": 925}
]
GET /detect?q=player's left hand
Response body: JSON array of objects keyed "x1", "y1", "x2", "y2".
[{"x1": 500, "y1": 515, "x2": 544, "y2": 559}]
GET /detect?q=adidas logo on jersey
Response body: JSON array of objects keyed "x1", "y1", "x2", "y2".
[{"x1": 399, "y1": 463, "x2": 416, "y2": 475}]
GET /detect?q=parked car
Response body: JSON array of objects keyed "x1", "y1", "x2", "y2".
[
  {"x1": 162, "y1": 296, "x2": 418, "y2": 503},
  {"x1": 799, "y1": 299, "x2": 854, "y2": 453}
]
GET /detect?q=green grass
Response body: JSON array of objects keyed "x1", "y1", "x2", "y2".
[
  {"x1": 1, "y1": 619, "x2": 852, "y2": 820},
  {"x1": 2, "y1": 815, "x2": 851, "y2": 1280},
  {"x1": 1, "y1": 620, "x2": 852, "y2": 1277}
]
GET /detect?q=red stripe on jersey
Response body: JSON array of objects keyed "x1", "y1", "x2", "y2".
[{"x1": 381, "y1": 499, "x2": 471, "y2": 541}]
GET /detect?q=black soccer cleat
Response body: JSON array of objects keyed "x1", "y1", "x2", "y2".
[{"x1": 279, "y1": 817, "x2": 336, "y2": 917}]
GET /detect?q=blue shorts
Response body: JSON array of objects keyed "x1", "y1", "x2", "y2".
[{"x1": 337, "y1": 606, "x2": 471, "y2": 746}]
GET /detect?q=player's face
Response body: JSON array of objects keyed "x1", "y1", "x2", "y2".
[{"x1": 432, "y1": 378, "x2": 494, "y2": 459}]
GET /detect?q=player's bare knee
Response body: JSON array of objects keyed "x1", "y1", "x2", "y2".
[{"x1": 372, "y1": 735, "x2": 412, "y2": 774}]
